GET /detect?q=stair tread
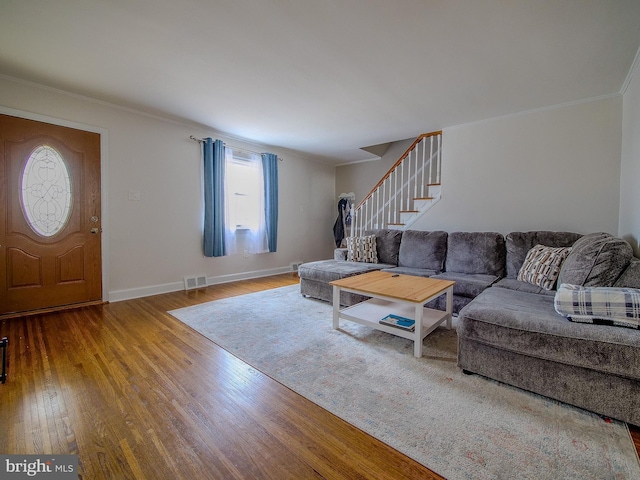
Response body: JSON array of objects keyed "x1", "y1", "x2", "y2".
[
  {"x1": 400, "y1": 210, "x2": 418, "y2": 213},
  {"x1": 413, "y1": 197, "x2": 434, "y2": 201}
]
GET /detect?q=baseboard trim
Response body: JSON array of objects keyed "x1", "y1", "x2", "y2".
[
  {"x1": 108, "y1": 266, "x2": 294, "y2": 303},
  {"x1": 206, "y1": 266, "x2": 293, "y2": 286}
]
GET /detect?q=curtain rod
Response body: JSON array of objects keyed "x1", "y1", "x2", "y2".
[{"x1": 190, "y1": 136, "x2": 283, "y2": 161}]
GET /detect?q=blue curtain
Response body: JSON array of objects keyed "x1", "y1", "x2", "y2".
[
  {"x1": 261, "y1": 153, "x2": 279, "y2": 252},
  {"x1": 203, "y1": 138, "x2": 226, "y2": 257}
]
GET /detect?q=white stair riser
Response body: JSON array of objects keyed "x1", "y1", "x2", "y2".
[
  {"x1": 400, "y1": 211, "x2": 417, "y2": 223},
  {"x1": 413, "y1": 199, "x2": 433, "y2": 210},
  {"x1": 427, "y1": 185, "x2": 441, "y2": 197}
]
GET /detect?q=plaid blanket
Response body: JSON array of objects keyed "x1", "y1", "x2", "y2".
[{"x1": 554, "y1": 283, "x2": 640, "y2": 329}]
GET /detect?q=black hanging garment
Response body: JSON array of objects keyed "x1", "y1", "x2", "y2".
[{"x1": 333, "y1": 198, "x2": 351, "y2": 247}]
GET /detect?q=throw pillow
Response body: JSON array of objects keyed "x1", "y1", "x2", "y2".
[
  {"x1": 557, "y1": 232, "x2": 633, "y2": 287},
  {"x1": 554, "y1": 283, "x2": 640, "y2": 329},
  {"x1": 346, "y1": 235, "x2": 378, "y2": 263},
  {"x1": 505, "y1": 231, "x2": 582, "y2": 278},
  {"x1": 518, "y1": 244, "x2": 571, "y2": 290}
]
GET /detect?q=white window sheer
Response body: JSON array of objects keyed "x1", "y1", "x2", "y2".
[{"x1": 224, "y1": 148, "x2": 268, "y2": 255}]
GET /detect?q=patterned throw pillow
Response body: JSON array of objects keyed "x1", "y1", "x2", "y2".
[
  {"x1": 346, "y1": 235, "x2": 378, "y2": 263},
  {"x1": 554, "y1": 283, "x2": 640, "y2": 329},
  {"x1": 518, "y1": 244, "x2": 572, "y2": 290}
]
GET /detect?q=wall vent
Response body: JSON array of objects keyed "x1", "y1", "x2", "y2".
[
  {"x1": 184, "y1": 275, "x2": 207, "y2": 291},
  {"x1": 290, "y1": 262, "x2": 303, "y2": 272}
]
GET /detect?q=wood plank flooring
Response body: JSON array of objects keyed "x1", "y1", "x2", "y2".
[
  {"x1": 0, "y1": 274, "x2": 442, "y2": 479},
  {"x1": 0, "y1": 273, "x2": 638, "y2": 479}
]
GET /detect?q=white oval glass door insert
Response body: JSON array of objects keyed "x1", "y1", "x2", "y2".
[{"x1": 21, "y1": 145, "x2": 72, "y2": 237}]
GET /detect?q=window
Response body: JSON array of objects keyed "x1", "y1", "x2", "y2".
[
  {"x1": 21, "y1": 145, "x2": 72, "y2": 237},
  {"x1": 224, "y1": 148, "x2": 268, "y2": 254},
  {"x1": 202, "y1": 137, "x2": 277, "y2": 258},
  {"x1": 226, "y1": 150, "x2": 262, "y2": 230}
]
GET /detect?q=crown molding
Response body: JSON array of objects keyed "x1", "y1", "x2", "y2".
[
  {"x1": 445, "y1": 92, "x2": 621, "y2": 132},
  {"x1": 620, "y1": 44, "x2": 640, "y2": 96}
]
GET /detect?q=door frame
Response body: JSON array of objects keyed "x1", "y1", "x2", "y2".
[{"x1": 0, "y1": 106, "x2": 110, "y2": 303}]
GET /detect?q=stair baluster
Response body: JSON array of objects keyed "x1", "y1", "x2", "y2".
[{"x1": 351, "y1": 131, "x2": 442, "y2": 239}]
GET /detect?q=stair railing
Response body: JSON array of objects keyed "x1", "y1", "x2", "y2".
[{"x1": 351, "y1": 131, "x2": 442, "y2": 237}]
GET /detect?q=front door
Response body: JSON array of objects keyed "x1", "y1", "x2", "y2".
[{"x1": 0, "y1": 114, "x2": 102, "y2": 316}]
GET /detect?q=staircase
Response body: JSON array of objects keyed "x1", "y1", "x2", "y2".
[{"x1": 351, "y1": 131, "x2": 442, "y2": 237}]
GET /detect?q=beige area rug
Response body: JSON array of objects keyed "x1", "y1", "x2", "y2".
[{"x1": 169, "y1": 285, "x2": 640, "y2": 480}]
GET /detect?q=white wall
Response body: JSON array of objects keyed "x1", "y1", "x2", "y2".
[
  {"x1": 619, "y1": 62, "x2": 640, "y2": 256},
  {"x1": 0, "y1": 76, "x2": 336, "y2": 301},
  {"x1": 337, "y1": 97, "x2": 623, "y2": 237}
]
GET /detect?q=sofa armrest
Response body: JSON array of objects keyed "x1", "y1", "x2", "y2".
[{"x1": 334, "y1": 248, "x2": 348, "y2": 261}]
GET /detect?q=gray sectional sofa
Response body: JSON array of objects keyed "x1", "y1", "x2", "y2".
[
  {"x1": 299, "y1": 229, "x2": 506, "y2": 312},
  {"x1": 298, "y1": 229, "x2": 640, "y2": 425}
]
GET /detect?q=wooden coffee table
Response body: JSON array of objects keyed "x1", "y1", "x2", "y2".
[{"x1": 330, "y1": 270, "x2": 455, "y2": 357}]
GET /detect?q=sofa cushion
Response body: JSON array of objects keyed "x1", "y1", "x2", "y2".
[
  {"x1": 555, "y1": 283, "x2": 640, "y2": 329},
  {"x1": 445, "y1": 231, "x2": 505, "y2": 276},
  {"x1": 505, "y1": 231, "x2": 582, "y2": 278},
  {"x1": 517, "y1": 245, "x2": 572, "y2": 290},
  {"x1": 431, "y1": 271, "x2": 499, "y2": 298},
  {"x1": 493, "y1": 278, "x2": 556, "y2": 296},
  {"x1": 298, "y1": 259, "x2": 389, "y2": 283},
  {"x1": 334, "y1": 248, "x2": 348, "y2": 261},
  {"x1": 398, "y1": 230, "x2": 447, "y2": 272},
  {"x1": 457, "y1": 287, "x2": 640, "y2": 381},
  {"x1": 558, "y1": 233, "x2": 633, "y2": 287},
  {"x1": 380, "y1": 267, "x2": 438, "y2": 278},
  {"x1": 426, "y1": 294, "x2": 474, "y2": 315},
  {"x1": 615, "y1": 258, "x2": 640, "y2": 289},
  {"x1": 365, "y1": 229, "x2": 403, "y2": 266},
  {"x1": 346, "y1": 235, "x2": 378, "y2": 263}
]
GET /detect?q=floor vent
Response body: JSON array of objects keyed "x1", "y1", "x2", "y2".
[{"x1": 184, "y1": 275, "x2": 207, "y2": 290}]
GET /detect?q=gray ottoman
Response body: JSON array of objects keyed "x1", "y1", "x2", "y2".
[{"x1": 298, "y1": 259, "x2": 393, "y2": 306}]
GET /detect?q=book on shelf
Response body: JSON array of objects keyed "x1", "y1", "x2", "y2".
[{"x1": 379, "y1": 314, "x2": 415, "y2": 331}]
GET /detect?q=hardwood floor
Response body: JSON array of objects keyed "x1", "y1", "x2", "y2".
[
  {"x1": 0, "y1": 274, "x2": 443, "y2": 479},
  {"x1": 1, "y1": 273, "x2": 638, "y2": 479}
]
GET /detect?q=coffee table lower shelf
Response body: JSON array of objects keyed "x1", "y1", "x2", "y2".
[{"x1": 334, "y1": 297, "x2": 450, "y2": 345}]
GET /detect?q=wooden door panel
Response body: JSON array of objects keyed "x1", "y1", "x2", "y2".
[
  {"x1": 0, "y1": 114, "x2": 101, "y2": 315},
  {"x1": 7, "y1": 248, "x2": 41, "y2": 287},
  {"x1": 58, "y1": 245, "x2": 85, "y2": 283}
]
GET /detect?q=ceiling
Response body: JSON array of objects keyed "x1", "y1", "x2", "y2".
[{"x1": 1, "y1": 1, "x2": 640, "y2": 164}]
